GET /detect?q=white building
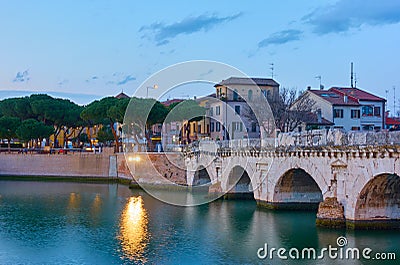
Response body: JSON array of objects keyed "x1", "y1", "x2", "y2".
[{"x1": 303, "y1": 87, "x2": 385, "y2": 131}]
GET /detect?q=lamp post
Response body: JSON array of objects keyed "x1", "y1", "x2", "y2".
[{"x1": 146, "y1": 84, "x2": 158, "y2": 98}]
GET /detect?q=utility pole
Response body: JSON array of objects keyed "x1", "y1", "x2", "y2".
[
  {"x1": 394, "y1": 86, "x2": 396, "y2": 117},
  {"x1": 315, "y1": 75, "x2": 322, "y2": 89},
  {"x1": 354, "y1": 73, "x2": 357, "y2": 88},
  {"x1": 350, "y1": 62, "x2": 354, "y2": 88},
  {"x1": 270, "y1": 63, "x2": 274, "y2": 79}
]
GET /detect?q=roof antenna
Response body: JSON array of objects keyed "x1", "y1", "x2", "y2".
[
  {"x1": 354, "y1": 73, "x2": 357, "y2": 88},
  {"x1": 315, "y1": 75, "x2": 323, "y2": 89},
  {"x1": 350, "y1": 62, "x2": 354, "y2": 88},
  {"x1": 394, "y1": 86, "x2": 396, "y2": 117},
  {"x1": 270, "y1": 63, "x2": 274, "y2": 79}
]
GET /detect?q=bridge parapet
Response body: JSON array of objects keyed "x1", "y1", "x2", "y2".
[
  {"x1": 184, "y1": 130, "x2": 400, "y2": 159},
  {"x1": 277, "y1": 129, "x2": 400, "y2": 148}
]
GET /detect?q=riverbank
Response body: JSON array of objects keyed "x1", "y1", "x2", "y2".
[{"x1": 0, "y1": 152, "x2": 187, "y2": 186}]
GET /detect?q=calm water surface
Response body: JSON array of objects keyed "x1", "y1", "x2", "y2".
[{"x1": 0, "y1": 180, "x2": 398, "y2": 265}]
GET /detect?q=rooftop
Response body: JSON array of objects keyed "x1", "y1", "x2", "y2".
[
  {"x1": 215, "y1": 77, "x2": 279, "y2": 87},
  {"x1": 309, "y1": 86, "x2": 385, "y2": 106},
  {"x1": 309, "y1": 89, "x2": 360, "y2": 106},
  {"x1": 161, "y1": 98, "x2": 184, "y2": 107},
  {"x1": 301, "y1": 112, "x2": 334, "y2": 126},
  {"x1": 331, "y1": 87, "x2": 385, "y2": 102},
  {"x1": 115, "y1": 92, "x2": 130, "y2": 99}
]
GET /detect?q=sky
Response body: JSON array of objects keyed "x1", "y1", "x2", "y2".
[{"x1": 1, "y1": 0, "x2": 400, "y2": 109}]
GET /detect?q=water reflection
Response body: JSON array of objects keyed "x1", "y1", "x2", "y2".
[{"x1": 118, "y1": 196, "x2": 149, "y2": 263}]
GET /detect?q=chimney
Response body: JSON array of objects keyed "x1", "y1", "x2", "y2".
[
  {"x1": 307, "y1": 86, "x2": 311, "y2": 90},
  {"x1": 344, "y1": 95, "x2": 348, "y2": 103},
  {"x1": 316, "y1": 109, "x2": 322, "y2": 123}
]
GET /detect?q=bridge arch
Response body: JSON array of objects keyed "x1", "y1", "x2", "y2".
[
  {"x1": 225, "y1": 165, "x2": 255, "y2": 199},
  {"x1": 273, "y1": 168, "x2": 323, "y2": 209},
  {"x1": 354, "y1": 173, "x2": 400, "y2": 221},
  {"x1": 192, "y1": 165, "x2": 212, "y2": 186}
]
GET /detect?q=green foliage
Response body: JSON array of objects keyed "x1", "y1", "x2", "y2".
[
  {"x1": 0, "y1": 97, "x2": 33, "y2": 120},
  {"x1": 78, "y1": 133, "x2": 89, "y2": 143},
  {"x1": 164, "y1": 100, "x2": 206, "y2": 123},
  {"x1": 80, "y1": 97, "x2": 119, "y2": 125},
  {"x1": 16, "y1": 119, "x2": 54, "y2": 142},
  {"x1": 97, "y1": 126, "x2": 114, "y2": 143},
  {"x1": 0, "y1": 116, "x2": 21, "y2": 140},
  {"x1": 29, "y1": 94, "x2": 84, "y2": 127},
  {"x1": 0, "y1": 94, "x2": 84, "y2": 129},
  {"x1": 107, "y1": 98, "x2": 130, "y2": 123}
]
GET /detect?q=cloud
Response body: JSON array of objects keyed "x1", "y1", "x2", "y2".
[
  {"x1": 85, "y1": 75, "x2": 100, "y2": 83},
  {"x1": 140, "y1": 13, "x2": 242, "y2": 46},
  {"x1": 117, "y1": 75, "x2": 136, "y2": 85},
  {"x1": 57, "y1": 79, "x2": 69, "y2": 86},
  {"x1": 303, "y1": 0, "x2": 400, "y2": 35},
  {"x1": 13, "y1": 70, "x2": 30, "y2": 83},
  {"x1": 258, "y1": 29, "x2": 303, "y2": 48}
]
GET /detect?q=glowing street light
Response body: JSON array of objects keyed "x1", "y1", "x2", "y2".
[{"x1": 146, "y1": 84, "x2": 158, "y2": 98}]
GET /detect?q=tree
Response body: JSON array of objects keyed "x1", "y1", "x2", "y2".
[
  {"x1": 81, "y1": 97, "x2": 128, "y2": 152},
  {"x1": 0, "y1": 97, "x2": 33, "y2": 120},
  {"x1": 123, "y1": 97, "x2": 169, "y2": 146},
  {"x1": 97, "y1": 126, "x2": 114, "y2": 143},
  {"x1": 243, "y1": 87, "x2": 315, "y2": 134},
  {"x1": 0, "y1": 116, "x2": 21, "y2": 152},
  {"x1": 30, "y1": 95, "x2": 84, "y2": 147},
  {"x1": 273, "y1": 88, "x2": 315, "y2": 132},
  {"x1": 165, "y1": 100, "x2": 205, "y2": 123},
  {"x1": 16, "y1": 119, "x2": 54, "y2": 147}
]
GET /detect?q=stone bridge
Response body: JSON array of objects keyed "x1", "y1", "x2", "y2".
[{"x1": 185, "y1": 130, "x2": 400, "y2": 229}]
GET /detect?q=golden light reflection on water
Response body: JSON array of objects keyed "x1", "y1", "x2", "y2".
[
  {"x1": 118, "y1": 196, "x2": 149, "y2": 262},
  {"x1": 67, "y1": 192, "x2": 81, "y2": 210}
]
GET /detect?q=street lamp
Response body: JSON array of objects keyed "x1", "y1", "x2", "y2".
[{"x1": 146, "y1": 84, "x2": 158, "y2": 98}]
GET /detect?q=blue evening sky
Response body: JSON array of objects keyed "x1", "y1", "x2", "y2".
[{"x1": 1, "y1": 0, "x2": 400, "y2": 108}]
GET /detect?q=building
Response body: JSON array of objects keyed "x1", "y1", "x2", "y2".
[
  {"x1": 208, "y1": 77, "x2": 280, "y2": 140},
  {"x1": 302, "y1": 87, "x2": 385, "y2": 131}
]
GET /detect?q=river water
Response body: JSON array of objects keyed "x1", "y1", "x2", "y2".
[{"x1": 0, "y1": 180, "x2": 398, "y2": 264}]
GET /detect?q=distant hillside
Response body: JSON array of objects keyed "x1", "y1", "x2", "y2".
[{"x1": 0, "y1": 90, "x2": 102, "y2": 105}]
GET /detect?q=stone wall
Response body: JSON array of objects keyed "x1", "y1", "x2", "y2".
[
  {"x1": 119, "y1": 152, "x2": 187, "y2": 185},
  {"x1": 0, "y1": 153, "x2": 111, "y2": 178},
  {"x1": 0, "y1": 152, "x2": 187, "y2": 185}
]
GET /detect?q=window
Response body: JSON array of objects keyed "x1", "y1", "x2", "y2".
[
  {"x1": 216, "y1": 122, "x2": 221, "y2": 132},
  {"x1": 351, "y1": 109, "x2": 360, "y2": 119},
  {"x1": 374, "y1": 106, "x2": 381, "y2": 116},
  {"x1": 351, "y1": 126, "x2": 360, "y2": 131},
  {"x1": 362, "y1": 125, "x2": 373, "y2": 131},
  {"x1": 209, "y1": 107, "x2": 213, "y2": 116},
  {"x1": 232, "y1": 122, "x2": 243, "y2": 132},
  {"x1": 235, "y1": 105, "x2": 240, "y2": 115},
  {"x1": 262, "y1": 90, "x2": 267, "y2": 97},
  {"x1": 233, "y1": 89, "x2": 239, "y2": 101},
  {"x1": 248, "y1": 90, "x2": 253, "y2": 101},
  {"x1": 210, "y1": 122, "x2": 215, "y2": 132},
  {"x1": 251, "y1": 122, "x2": 257, "y2": 132},
  {"x1": 216, "y1": 106, "x2": 221, "y2": 115},
  {"x1": 198, "y1": 124, "x2": 201, "y2": 133},
  {"x1": 334, "y1": 109, "x2": 343, "y2": 118},
  {"x1": 362, "y1": 105, "x2": 373, "y2": 116}
]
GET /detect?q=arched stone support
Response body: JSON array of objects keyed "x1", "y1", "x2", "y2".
[{"x1": 186, "y1": 145, "x2": 400, "y2": 229}]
